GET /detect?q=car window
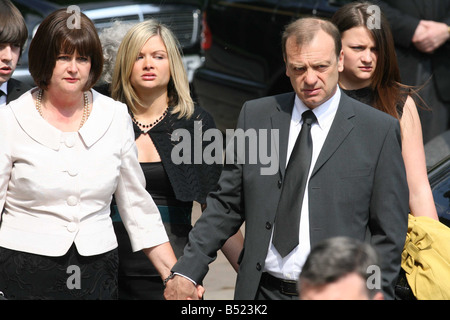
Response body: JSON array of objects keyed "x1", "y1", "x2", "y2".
[
  {"x1": 327, "y1": 0, "x2": 354, "y2": 6},
  {"x1": 43, "y1": 0, "x2": 109, "y2": 4},
  {"x1": 432, "y1": 171, "x2": 450, "y2": 227},
  {"x1": 41, "y1": 0, "x2": 202, "y2": 5}
]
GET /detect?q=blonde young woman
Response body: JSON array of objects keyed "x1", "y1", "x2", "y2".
[{"x1": 110, "y1": 20, "x2": 243, "y2": 300}]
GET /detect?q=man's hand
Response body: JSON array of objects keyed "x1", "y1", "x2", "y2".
[
  {"x1": 412, "y1": 20, "x2": 450, "y2": 53},
  {"x1": 164, "y1": 274, "x2": 205, "y2": 300}
]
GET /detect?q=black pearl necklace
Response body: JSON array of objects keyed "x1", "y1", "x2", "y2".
[{"x1": 130, "y1": 106, "x2": 169, "y2": 133}]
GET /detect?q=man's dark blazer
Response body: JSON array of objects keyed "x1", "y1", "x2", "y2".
[
  {"x1": 173, "y1": 91, "x2": 409, "y2": 300},
  {"x1": 375, "y1": 0, "x2": 450, "y2": 102},
  {"x1": 6, "y1": 78, "x2": 32, "y2": 104}
]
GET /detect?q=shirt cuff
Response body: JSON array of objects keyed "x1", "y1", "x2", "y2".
[{"x1": 174, "y1": 272, "x2": 197, "y2": 286}]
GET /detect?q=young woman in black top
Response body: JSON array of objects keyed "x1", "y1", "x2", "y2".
[
  {"x1": 332, "y1": 2, "x2": 438, "y2": 221},
  {"x1": 109, "y1": 20, "x2": 243, "y2": 300}
]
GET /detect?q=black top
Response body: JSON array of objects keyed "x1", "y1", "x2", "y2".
[
  {"x1": 342, "y1": 87, "x2": 406, "y2": 119},
  {"x1": 140, "y1": 161, "x2": 191, "y2": 207},
  {"x1": 132, "y1": 105, "x2": 222, "y2": 204}
]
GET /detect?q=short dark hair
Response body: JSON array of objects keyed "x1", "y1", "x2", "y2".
[
  {"x1": 0, "y1": 0, "x2": 28, "y2": 53},
  {"x1": 28, "y1": 8, "x2": 103, "y2": 91},
  {"x1": 299, "y1": 237, "x2": 381, "y2": 299},
  {"x1": 282, "y1": 17, "x2": 342, "y2": 61}
]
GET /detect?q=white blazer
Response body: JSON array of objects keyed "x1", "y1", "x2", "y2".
[{"x1": 0, "y1": 89, "x2": 168, "y2": 256}]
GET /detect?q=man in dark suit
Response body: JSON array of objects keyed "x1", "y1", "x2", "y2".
[
  {"x1": 164, "y1": 18, "x2": 409, "y2": 300},
  {"x1": 375, "y1": 0, "x2": 450, "y2": 143},
  {"x1": 0, "y1": 0, "x2": 31, "y2": 107}
]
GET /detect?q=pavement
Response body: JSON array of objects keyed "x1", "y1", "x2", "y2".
[{"x1": 192, "y1": 202, "x2": 238, "y2": 300}]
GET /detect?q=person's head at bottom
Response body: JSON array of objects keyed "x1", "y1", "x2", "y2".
[{"x1": 298, "y1": 237, "x2": 384, "y2": 300}]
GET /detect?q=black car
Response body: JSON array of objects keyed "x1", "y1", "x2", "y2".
[
  {"x1": 193, "y1": 0, "x2": 352, "y2": 133},
  {"x1": 426, "y1": 130, "x2": 450, "y2": 226},
  {"x1": 429, "y1": 155, "x2": 450, "y2": 227},
  {"x1": 12, "y1": 0, "x2": 204, "y2": 86}
]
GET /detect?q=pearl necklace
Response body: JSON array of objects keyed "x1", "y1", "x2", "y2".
[
  {"x1": 130, "y1": 106, "x2": 169, "y2": 134},
  {"x1": 35, "y1": 89, "x2": 90, "y2": 130}
]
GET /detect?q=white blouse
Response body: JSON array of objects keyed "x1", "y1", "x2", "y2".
[{"x1": 0, "y1": 89, "x2": 169, "y2": 256}]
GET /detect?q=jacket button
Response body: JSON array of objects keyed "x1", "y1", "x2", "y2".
[
  {"x1": 67, "y1": 167, "x2": 78, "y2": 177},
  {"x1": 277, "y1": 180, "x2": 282, "y2": 188},
  {"x1": 64, "y1": 136, "x2": 75, "y2": 148},
  {"x1": 67, "y1": 196, "x2": 78, "y2": 206},
  {"x1": 265, "y1": 222, "x2": 272, "y2": 230},
  {"x1": 67, "y1": 222, "x2": 78, "y2": 233},
  {"x1": 256, "y1": 263, "x2": 262, "y2": 271}
]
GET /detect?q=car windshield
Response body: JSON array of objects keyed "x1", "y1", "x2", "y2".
[
  {"x1": 215, "y1": 0, "x2": 315, "y2": 5},
  {"x1": 49, "y1": 0, "x2": 201, "y2": 4}
]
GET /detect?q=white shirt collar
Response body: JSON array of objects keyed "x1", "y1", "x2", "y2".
[
  {"x1": 0, "y1": 82, "x2": 8, "y2": 95},
  {"x1": 0, "y1": 82, "x2": 8, "y2": 107},
  {"x1": 292, "y1": 86, "x2": 341, "y2": 130}
]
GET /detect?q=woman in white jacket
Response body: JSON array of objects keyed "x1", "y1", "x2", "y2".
[{"x1": 0, "y1": 8, "x2": 176, "y2": 300}]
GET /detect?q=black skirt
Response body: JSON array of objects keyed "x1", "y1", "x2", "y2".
[{"x1": 0, "y1": 244, "x2": 118, "y2": 300}]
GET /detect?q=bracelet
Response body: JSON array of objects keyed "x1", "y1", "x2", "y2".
[{"x1": 163, "y1": 272, "x2": 176, "y2": 287}]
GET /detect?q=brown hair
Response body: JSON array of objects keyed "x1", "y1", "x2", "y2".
[
  {"x1": 332, "y1": 1, "x2": 411, "y2": 119},
  {"x1": 28, "y1": 8, "x2": 103, "y2": 91},
  {"x1": 282, "y1": 17, "x2": 342, "y2": 61},
  {"x1": 0, "y1": 0, "x2": 28, "y2": 54}
]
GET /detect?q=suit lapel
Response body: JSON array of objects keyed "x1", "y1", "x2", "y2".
[
  {"x1": 311, "y1": 93, "x2": 355, "y2": 177},
  {"x1": 7, "y1": 79, "x2": 31, "y2": 104},
  {"x1": 270, "y1": 93, "x2": 295, "y2": 178}
]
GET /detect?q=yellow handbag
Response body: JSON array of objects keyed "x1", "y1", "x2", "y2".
[{"x1": 402, "y1": 214, "x2": 450, "y2": 300}]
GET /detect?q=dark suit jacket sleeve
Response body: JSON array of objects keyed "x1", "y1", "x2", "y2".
[
  {"x1": 171, "y1": 105, "x2": 248, "y2": 283},
  {"x1": 7, "y1": 79, "x2": 32, "y2": 104},
  {"x1": 375, "y1": 1, "x2": 420, "y2": 48},
  {"x1": 445, "y1": 16, "x2": 450, "y2": 27},
  {"x1": 369, "y1": 118, "x2": 409, "y2": 299}
]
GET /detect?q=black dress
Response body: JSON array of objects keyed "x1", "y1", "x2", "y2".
[
  {"x1": 112, "y1": 162, "x2": 193, "y2": 300},
  {"x1": 0, "y1": 244, "x2": 118, "y2": 300},
  {"x1": 342, "y1": 87, "x2": 405, "y2": 119}
]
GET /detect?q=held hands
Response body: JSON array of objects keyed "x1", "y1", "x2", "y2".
[
  {"x1": 164, "y1": 274, "x2": 205, "y2": 300},
  {"x1": 412, "y1": 20, "x2": 450, "y2": 54}
]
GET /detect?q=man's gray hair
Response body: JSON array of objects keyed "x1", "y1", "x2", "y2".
[{"x1": 98, "y1": 20, "x2": 134, "y2": 84}]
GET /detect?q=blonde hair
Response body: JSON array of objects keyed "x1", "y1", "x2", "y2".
[{"x1": 112, "y1": 20, "x2": 194, "y2": 118}]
